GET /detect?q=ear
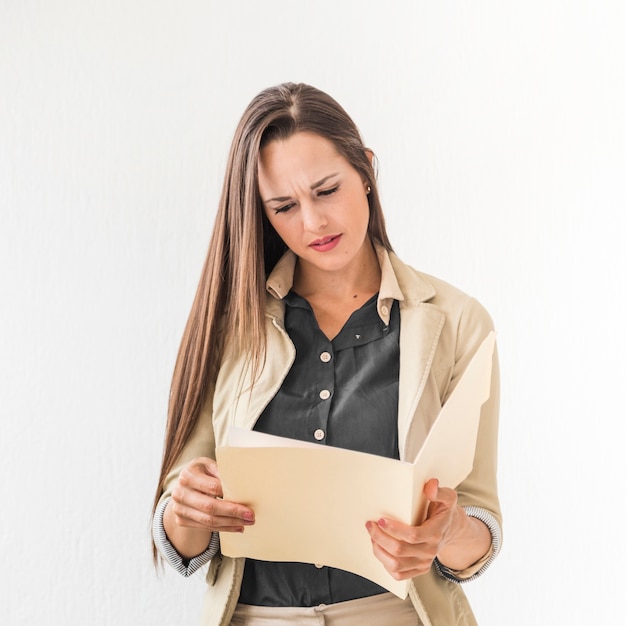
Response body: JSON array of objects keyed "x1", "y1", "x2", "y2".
[{"x1": 364, "y1": 148, "x2": 375, "y2": 166}]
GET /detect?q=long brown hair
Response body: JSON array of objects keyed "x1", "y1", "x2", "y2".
[{"x1": 152, "y1": 83, "x2": 392, "y2": 552}]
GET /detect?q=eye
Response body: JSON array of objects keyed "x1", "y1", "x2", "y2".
[
  {"x1": 274, "y1": 202, "x2": 295, "y2": 214},
  {"x1": 318, "y1": 185, "x2": 339, "y2": 197}
]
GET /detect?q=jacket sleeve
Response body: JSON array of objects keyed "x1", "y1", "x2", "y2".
[
  {"x1": 441, "y1": 296, "x2": 502, "y2": 580},
  {"x1": 153, "y1": 392, "x2": 220, "y2": 570},
  {"x1": 152, "y1": 497, "x2": 220, "y2": 576}
]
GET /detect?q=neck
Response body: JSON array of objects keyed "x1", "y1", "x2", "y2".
[{"x1": 293, "y1": 239, "x2": 381, "y2": 301}]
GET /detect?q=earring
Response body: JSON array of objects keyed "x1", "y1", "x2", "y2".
[{"x1": 366, "y1": 185, "x2": 371, "y2": 194}]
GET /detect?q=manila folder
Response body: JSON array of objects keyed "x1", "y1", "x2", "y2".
[{"x1": 216, "y1": 330, "x2": 495, "y2": 598}]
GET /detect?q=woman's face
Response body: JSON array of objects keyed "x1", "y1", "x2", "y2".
[{"x1": 258, "y1": 131, "x2": 371, "y2": 277}]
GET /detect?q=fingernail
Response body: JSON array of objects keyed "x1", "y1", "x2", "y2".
[
  {"x1": 377, "y1": 518, "x2": 387, "y2": 528},
  {"x1": 243, "y1": 512, "x2": 255, "y2": 522},
  {"x1": 365, "y1": 521, "x2": 372, "y2": 531}
]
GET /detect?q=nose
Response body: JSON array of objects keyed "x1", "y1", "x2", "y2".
[{"x1": 301, "y1": 201, "x2": 327, "y2": 233}]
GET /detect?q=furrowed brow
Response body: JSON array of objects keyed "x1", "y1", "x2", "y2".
[
  {"x1": 263, "y1": 173, "x2": 340, "y2": 203},
  {"x1": 310, "y1": 173, "x2": 339, "y2": 190},
  {"x1": 263, "y1": 195, "x2": 292, "y2": 204}
]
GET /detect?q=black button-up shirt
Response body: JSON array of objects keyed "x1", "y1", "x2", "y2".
[{"x1": 239, "y1": 291, "x2": 401, "y2": 607}]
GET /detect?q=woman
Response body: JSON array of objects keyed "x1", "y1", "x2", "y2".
[{"x1": 152, "y1": 82, "x2": 501, "y2": 626}]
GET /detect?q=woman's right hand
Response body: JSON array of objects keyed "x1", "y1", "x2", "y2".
[{"x1": 169, "y1": 457, "x2": 255, "y2": 533}]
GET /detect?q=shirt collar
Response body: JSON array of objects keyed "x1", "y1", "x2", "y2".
[{"x1": 265, "y1": 244, "x2": 405, "y2": 326}]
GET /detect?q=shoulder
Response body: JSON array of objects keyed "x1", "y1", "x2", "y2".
[
  {"x1": 390, "y1": 253, "x2": 495, "y2": 348},
  {"x1": 391, "y1": 252, "x2": 489, "y2": 311}
]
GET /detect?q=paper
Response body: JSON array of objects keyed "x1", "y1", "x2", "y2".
[{"x1": 216, "y1": 331, "x2": 495, "y2": 598}]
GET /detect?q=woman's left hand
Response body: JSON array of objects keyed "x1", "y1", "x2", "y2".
[{"x1": 365, "y1": 478, "x2": 463, "y2": 580}]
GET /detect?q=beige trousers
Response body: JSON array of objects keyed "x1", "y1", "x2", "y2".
[{"x1": 230, "y1": 592, "x2": 420, "y2": 625}]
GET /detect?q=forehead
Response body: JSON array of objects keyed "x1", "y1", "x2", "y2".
[{"x1": 258, "y1": 132, "x2": 347, "y2": 182}]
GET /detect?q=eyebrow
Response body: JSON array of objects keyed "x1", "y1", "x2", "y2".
[{"x1": 263, "y1": 173, "x2": 340, "y2": 204}]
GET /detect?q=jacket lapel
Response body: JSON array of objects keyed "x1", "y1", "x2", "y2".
[
  {"x1": 397, "y1": 301, "x2": 445, "y2": 460},
  {"x1": 389, "y1": 253, "x2": 445, "y2": 461}
]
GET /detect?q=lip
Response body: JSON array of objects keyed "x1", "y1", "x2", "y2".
[{"x1": 308, "y1": 234, "x2": 342, "y2": 252}]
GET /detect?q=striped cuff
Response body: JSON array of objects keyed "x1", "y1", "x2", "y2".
[
  {"x1": 152, "y1": 497, "x2": 220, "y2": 577},
  {"x1": 433, "y1": 506, "x2": 502, "y2": 584}
]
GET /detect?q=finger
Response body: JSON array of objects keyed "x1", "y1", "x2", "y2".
[
  {"x1": 179, "y1": 459, "x2": 223, "y2": 498},
  {"x1": 368, "y1": 516, "x2": 424, "y2": 545},
  {"x1": 366, "y1": 524, "x2": 434, "y2": 579},
  {"x1": 171, "y1": 493, "x2": 254, "y2": 532},
  {"x1": 372, "y1": 548, "x2": 433, "y2": 580},
  {"x1": 172, "y1": 463, "x2": 254, "y2": 525},
  {"x1": 423, "y1": 478, "x2": 439, "y2": 502},
  {"x1": 365, "y1": 520, "x2": 424, "y2": 559},
  {"x1": 424, "y1": 478, "x2": 456, "y2": 509},
  {"x1": 366, "y1": 517, "x2": 442, "y2": 564},
  {"x1": 191, "y1": 457, "x2": 221, "y2": 480},
  {"x1": 171, "y1": 502, "x2": 245, "y2": 532},
  {"x1": 172, "y1": 484, "x2": 254, "y2": 524}
]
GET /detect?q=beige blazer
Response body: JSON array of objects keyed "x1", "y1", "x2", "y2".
[{"x1": 158, "y1": 248, "x2": 501, "y2": 626}]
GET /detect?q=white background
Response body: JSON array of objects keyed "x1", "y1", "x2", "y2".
[{"x1": 1, "y1": 1, "x2": 625, "y2": 624}]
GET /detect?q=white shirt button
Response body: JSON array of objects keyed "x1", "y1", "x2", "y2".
[
  {"x1": 319, "y1": 389, "x2": 331, "y2": 400},
  {"x1": 314, "y1": 429, "x2": 325, "y2": 440},
  {"x1": 381, "y1": 305, "x2": 389, "y2": 316},
  {"x1": 320, "y1": 351, "x2": 331, "y2": 363},
  {"x1": 315, "y1": 563, "x2": 324, "y2": 568}
]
